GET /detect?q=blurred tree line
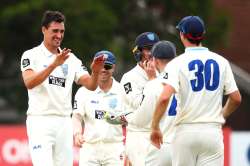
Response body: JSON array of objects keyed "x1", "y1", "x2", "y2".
[{"x1": 0, "y1": 0, "x2": 229, "y2": 122}]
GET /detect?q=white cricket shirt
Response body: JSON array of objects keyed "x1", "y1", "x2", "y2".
[
  {"x1": 73, "y1": 79, "x2": 125, "y2": 143},
  {"x1": 120, "y1": 64, "x2": 150, "y2": 131},
  {"x1": 20, "y1": 43, "x2": 88, "y2": 116},
  {"x1": 128, "y1": 76, "x2": 177, "y2": 143},
  {"x1": 162, "y1": 47, "x2": 238, "y2": 124}
]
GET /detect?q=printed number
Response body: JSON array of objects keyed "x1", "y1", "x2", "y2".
[
  {"x1": 188, "y1": 59, "x2": 220, "y2": 91},
  {"x1": 168, "y1": 95, "x2": 177, "y2": 116}
]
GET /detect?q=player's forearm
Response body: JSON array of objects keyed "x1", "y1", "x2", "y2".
[
  {"x1": 151, "y1": 97, "x2": 169, "y2": 130},
  {"x1": 223, "y1": 91, "x2": 242, "y2": 119},
  {"x1": 22, "y1": 63, "x2": 57, "y2": 89},
  {"x1": 78, "y1": 72, "x2": 99, "y2": 90},
  {"x1": 72, "y1": 113, "x2": 83, "y2": 135}
]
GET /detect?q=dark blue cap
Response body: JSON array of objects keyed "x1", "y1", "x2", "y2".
[
  {"x1": 151, "y1": 41, "x2": 176, "y2": 59},
  {"x1": 94, "y1": 50, "x2": 116, "y2": 65},
  {"x1": 176, "y1": 16, "x2": 205, "y2": 40},
  {"x1": 135, "y1": 32, "x2": 160, "y2": 49}
]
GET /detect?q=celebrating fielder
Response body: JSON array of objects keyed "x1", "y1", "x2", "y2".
[
  {"x1": 120, "y1": 32, "x2": 159, "y2": 165},
  {"x1": 72, "y1": 50, "x2": 126, "y2": 166},
  {"x1": 20, "y1": 10, "x2": 104, "y2": 166},
  {"x1": 150, "y1": 16, "x2": 242, "y2": 166}
]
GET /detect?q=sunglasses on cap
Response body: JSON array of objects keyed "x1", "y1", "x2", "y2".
[{"x1": 104, "y1": 64, "x2": 113, "y2": 70}]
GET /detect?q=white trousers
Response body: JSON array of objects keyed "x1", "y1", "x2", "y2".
[
  {"x1": 79, "y1": 141, "x2": 125, "y2": 166},
  {"x1": 145, "y1": 142, "x2": 172, "y2": 166},
  {"x1": 26, "y1": 115, "x2": 73, "y2": 166},
  {"x1": 172, "y1": 123, "x2": 223, "y2": 166},
  {"x1": 126, "y1": 131, "x2": 149, "y2": 166}
]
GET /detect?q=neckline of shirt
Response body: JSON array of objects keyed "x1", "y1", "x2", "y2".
[
  {"x1": 185, "y1": 47, "x2": 208, "y2": 53},
  {"x1": 96, "y1": 78, "x2": 117, "y2": 95},
  {"x1": 40, "y1": 42, "x2": 61, "y2": 57}
]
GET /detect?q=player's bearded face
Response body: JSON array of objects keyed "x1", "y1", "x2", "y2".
[{"x1": 43, "y1": 22, "x2": 65, "y2": 48}]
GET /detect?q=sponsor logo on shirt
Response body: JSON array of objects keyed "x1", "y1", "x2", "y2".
[
  {"x1": 91, "y1": 100, "x2": 99, "y2": 104},
  {"x1": 48, "y1": 76, "x2": 66, "y2": 87},
  {"x1": 124, "y1": 82, "x2": 132, "y2": 94},
  {"x1": 32, "y1": 144, "x2": 42, "y2": 150},
  {"x1": 95, "y1": 110, "x2": 105, "y2": 119},
  {"x1": 22, "y1": 59, "x2": 30, "y2": 68}
]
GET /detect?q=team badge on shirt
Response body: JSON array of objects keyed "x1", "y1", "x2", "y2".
[
  {"x1": 124, "y1": 82, "x2": 132, "y2": 94},
  {"x1": 109, "y1": 98, "x2": 118, "y2": 109},
  {"x1": 61, "y1": 64, "x2": 68, "y2": 76},
  {"x1": 22, "y1": 59, "x2": 30, "y2": 68}
]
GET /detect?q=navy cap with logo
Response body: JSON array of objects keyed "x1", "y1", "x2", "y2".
[
  {"x1": 135, "y1": 32, "x2": 160, "y2": 49},
  {"x1": 151, "y1": 40, "x2": 176, "y2": 59},
  {"x1": 176, "y1": 16, "x2": 205, "y2": 40},
  {"x1": 94, "y1": 50, "x2": 116, "y2": 65}
]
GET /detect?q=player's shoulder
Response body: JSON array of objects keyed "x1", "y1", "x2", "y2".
[
  {"x1": 144, "y1": 78, "x2": 163, "y2": 93},
  {"x1": 111, "y1": 78, "x2": 126, "y2": 94},
  {"x1": 75, "y1": 86, "x2": 91, "y2": 97},
  {"x1": 67, "y1": 51, "x2": 82, "y2": 64},
  {"x1": 120, "y1": 65, "x2": 144, "y2": 83},
  {"x1": 209, "y1": 50, "x2": 229, "y2": 62},
  {"x1": 22, "y1": 44, "x2": 41, "y2": 57},
  {"x1": 120, "y1": 71, "x2": 133, "y2": 84},
  {"x1": 121, "y1": 66, "x2": 137, "y2": 79}
]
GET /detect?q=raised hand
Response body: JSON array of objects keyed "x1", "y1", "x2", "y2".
[
  {"x1": 90, "y1": 54, "x2": 106, "y2": 74},
  {"x1": 52, "y1": 48, "x2": 71, "y2": 67},
  {"x1": 142, "y1": 60, "x2": 156, "y2": 80}
]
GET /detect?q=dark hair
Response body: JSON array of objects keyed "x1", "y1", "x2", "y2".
[
  {"x1": 41, "y1": 10, "x2": 65, "y2": 28},
  {"x1": 186, "y1": 38, "x2": 202, "y2": 46}
]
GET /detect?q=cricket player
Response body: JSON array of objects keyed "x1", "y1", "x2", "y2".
[
  {"x1": 72, "y1": 50, "x2": 126, "y2": 166},
  {"x1": 120, "y1": 32, "x2": 159, "y2": 165},
  {"x1": 150, "y1": 16, "x2": 242, "y2": 166},
  {"x1": 125, "y1": 40, "x2": 178, "y2": 166},
  {"x1": 20, "y1": 11, "x2": 104, "y2": 166}
]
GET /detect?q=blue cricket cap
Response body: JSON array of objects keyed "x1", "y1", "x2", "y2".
[
  {"x1": 94, "y1": 50, "x2": 116, "y2": 65},
  {"x1": 135, "y1": 32, "x2": 160, "y2": 49},
  {"x1": 176, "y1": 16, "x2": 205, "y2": 40},
  {"x1": 151, "y1": 41, "x2": 176, "y2": 59}
]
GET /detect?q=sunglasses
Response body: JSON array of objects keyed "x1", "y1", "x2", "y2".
[{"x1": 104, "y1": 64, "x2": 113, "y2": 70}]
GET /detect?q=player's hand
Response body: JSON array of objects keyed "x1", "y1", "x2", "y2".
[
  {"x1": 52, "y1": 48, "x2": 71, "y2": 67},
  {"x1": 73, "y1": 132, "x2": 85, "y2": 148},
  {"x1": 90, "y1": 54, "x2": 106, "y2": 74},
  {"x1": 104, "y1": 111, "x2": 129, "y2": 125},
  {"x1": 142, "y1": 60, "x2": 156, "y2": 80},
  {"x1": 150, "y1": 128, "x2": 163, "y2": 149}
]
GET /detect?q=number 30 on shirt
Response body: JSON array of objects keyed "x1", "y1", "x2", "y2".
[{"x1": 188, "y1": 59, "x2": 220, "y2": 92}]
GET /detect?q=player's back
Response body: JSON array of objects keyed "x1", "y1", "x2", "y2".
[{"x1": 166, "y1": 47, "x2": 237, "y2": 125}]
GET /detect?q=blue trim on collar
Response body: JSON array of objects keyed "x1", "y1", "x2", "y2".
[{"x1": 185, "y1": 47, "x2": 208, "y2": 53}]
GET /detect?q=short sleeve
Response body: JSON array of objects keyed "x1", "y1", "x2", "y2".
[
  {"x1": 120, "y1": 73, "x2": 144, "y2": 109},
  {"x1": 161, "y1": 59, "x2": 179, "y2": 93},
  {"x1": 73, "y1": 88, "x2": 87, "y2": 116},
  {"x1": 74, "y1": 57, "x2": 89, "y2": 83},
  {"x1": 20, "y1": 50, "x2": 36, "y2": 72},
  {"x1": 223, "y1": 61, "x2": 238, "y2": 95}
]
